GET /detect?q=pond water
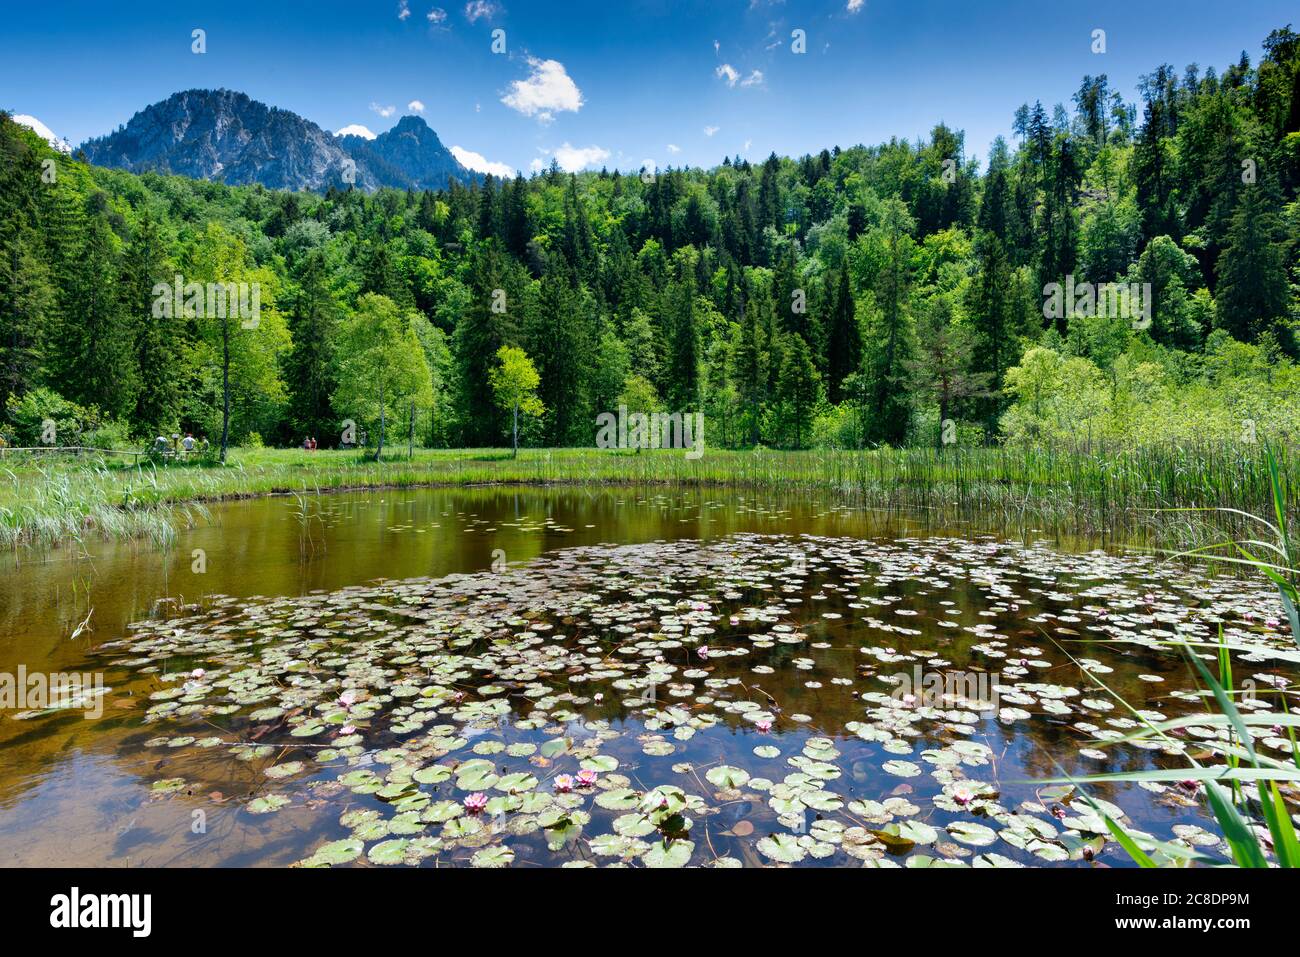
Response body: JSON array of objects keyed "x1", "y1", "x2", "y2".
[{"x1": 0, "y1": 486, "x2": 1292, "y2": 867}]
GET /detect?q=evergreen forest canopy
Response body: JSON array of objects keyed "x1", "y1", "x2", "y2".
[{"x1": 3, "y1": 24, "x2": 1300, "y2": 456}]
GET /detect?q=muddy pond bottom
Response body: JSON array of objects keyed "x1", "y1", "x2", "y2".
[{"x1": 7, "y1": 531, "x2": 1296, "y2": 868}]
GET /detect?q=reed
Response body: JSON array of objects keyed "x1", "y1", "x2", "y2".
[
  {"x1": 1, "y1": 440, "x2": 1292, "y2": 554},
  {"x1": 1059, "y1": 446, "x2": 1300, "y2": 867}
]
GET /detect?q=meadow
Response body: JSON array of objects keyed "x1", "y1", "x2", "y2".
[{"x1": 3, "y1": 440, "x2": 1292, "y2": 556}]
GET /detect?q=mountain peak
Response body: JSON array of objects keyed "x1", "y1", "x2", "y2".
[
  {"x1": 391, "y1": 114, "x2": 430, "y2": 132},
  {"x1": 78, "y1": 90, "x2": 477, "y2": 193}
]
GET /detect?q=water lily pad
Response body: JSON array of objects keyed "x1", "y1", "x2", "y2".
[
  {"x1": 756, "y1": 833, "x2": 807, "y2": 863},
  {"x1": 642, "y1": 839, "x2": 694, "y2": 868}
]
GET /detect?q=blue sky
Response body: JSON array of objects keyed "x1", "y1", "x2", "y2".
[{"x1": 3, "y1": 0, "x2": 1295, "y2": 176}]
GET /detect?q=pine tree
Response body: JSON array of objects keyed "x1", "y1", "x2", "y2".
[
  {"x1": 525, "y1": 272, "x2": 591, "y2": 445},
  {"x1": 730, "y1": 277, "x2": 767, "y2": 445},
  {"x1": 0, "y1": 232, "x2": 54, "y2": 409},
  {"x1": 966, "y1": 232, "x2": 1016, "y2": 433},
  {"x1": 121, "y1": 215, "x2": 182, "y2": 433},
  {"x1": 775, "y1": 332, "x2": 819, "y2": 448},
  {"x1": 665, "y1": 279, "x2": 700, "y2": 410},
  {"x1": 49, "y1": 211, "x2": 139, "y2": 421},
  {"x1": 1133, "y1": 97, "x2": 1179, "y2": 244},
  {"x1": 825, "y1": 267, "x2": 860, "y2": 403},
  {"x1": 907, "y1": 294, "x2": 990, "y2": 446},
  {"x1": 862, "y1": 200, "x2": 917, "y2": 445},
  {"x1": 1214, "y1": 182, "x2": 1290, "y2": 347},
  {"x1": 453, "y1": 244, "x2": 514, "y2": 444},
  {"x1": 284, "y1": 248, "x2": 339, "y2": 441}
]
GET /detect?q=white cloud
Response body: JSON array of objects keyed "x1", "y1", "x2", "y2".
[
  {"x1": 553, "y1": 142, "x2": 610, "y2": 172},
  {"x1": 464, "y1": 0, "x2": 501, "y2": 22},
  {"x1": 718, "y1": 65, "x2": 763, "y2": 89},
  {"x1": 370, "y1": 102, "x2": 397, "y2": 118},
  {"x1": 743, "y1": 139, "x2": 753, "y2": 152},
  {"x1": 13, "y1": 114, "x2": 71, "y2": 153},
  {"x1": 398, "y1": 0, "x2": 411, "y2": 20},
  {"x1": 451, "y1": 145, "x2": 514, "y2": 178},
  {"x1": 501, "y1": 58, "x2": 583, "y2": 122},
  {"x1": 703, "y1": 125, "x2": 720, "y2": 137},
  {"x1": 847, "y1": 0, "x2": 864, "y2": 11},
  {"x1": 529, "y1": 157, "x2": 546, "y2": 173},
  {"x1": 408, "y1": 100, "x2": 426, "y2": 113},
  {"x1": 427, "y1": 6, "x2": 448, "y2": 22},
  {"x1": 666, "y1": 143, "x2": 681, "y2": 154},
  {"x1": 336, "y1": 124, "x2": 377, "y2": 140}
]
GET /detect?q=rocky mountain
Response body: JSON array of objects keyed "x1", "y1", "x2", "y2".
[
  {"x1": 339, "y1": 115, "x2": 475, "y2": 191},
  {"x1": 78, "y1": 89, "x2": 478, "y2": 193}
]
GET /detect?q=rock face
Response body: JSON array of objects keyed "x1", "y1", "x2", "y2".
[
  {"x1": 78, "y1": 89, "x2": 478, "y2": 192},
  {"x1": 339, "y1": 115, "x2": 474, "y2": 191}
]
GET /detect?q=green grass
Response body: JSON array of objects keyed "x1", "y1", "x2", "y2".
[
  {"x1": 1057, "y1": 447, "x2": 1300, "y2": 867},
  {"x1": 1, "y1": 441, "x2": 1293, "y2": 553}
]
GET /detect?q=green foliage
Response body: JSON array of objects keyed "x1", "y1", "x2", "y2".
[
  {"x1": 2, "y1": 25, "x2": 1299, "y2": 455},
  {"x1": 332, "y1": 293, "x2": 433, "y2": 459},
  {"x1": 488, "y1": 345, "x2": 543, "y2": 457}
]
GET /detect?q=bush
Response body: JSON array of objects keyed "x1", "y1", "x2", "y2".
[
  {"x1": 3, "y1": 387, "x2": 129, "y2": 448},
  {"x1": 811, "y1": 404, "x2": 857, "y2": 449}
]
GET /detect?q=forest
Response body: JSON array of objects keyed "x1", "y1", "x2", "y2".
[{"x1": 2, "y1": 24, "x2": 1300, "y2": 459}]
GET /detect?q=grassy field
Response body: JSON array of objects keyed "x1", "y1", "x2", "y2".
[{"x1": 1, "y1": 442, "x2": 1294, "y2": 554}]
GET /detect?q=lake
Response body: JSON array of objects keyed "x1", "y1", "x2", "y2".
[{"x1": 0, "y1": 486, "x2": 1291, "y2": 867}]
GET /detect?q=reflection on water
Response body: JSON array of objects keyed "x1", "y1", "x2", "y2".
[{"x1": 0, "y1": 487, "x2": 1290, "y2": 867}]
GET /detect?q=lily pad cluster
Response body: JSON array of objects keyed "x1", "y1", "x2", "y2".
[{"x1": 89, "y1": 533, "x2": 1294, "y2": 867}]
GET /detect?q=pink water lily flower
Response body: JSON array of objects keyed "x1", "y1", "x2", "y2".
[
  {"x1": 697, "y1": 646, "x2": 710, "y2": 660},
  {"x1": 553, "y1": 774, "x2": 575, "y2": 793},
  {"x1": 593, "y1": 693, "x2": 604, "y2": 703},
  {"x1": 339, "y1": 725, "x2": 356, "y2": 736},
  {"x1": 951, "y1": 784, "x2": 976, "y2": 806},
  {"x1": 755, "y1": 718, "x2": 773, "y2": 733},
  {"x1": 576, "y1": 769, "x2": 599, "y2": 788},
  {"x1": 901, "y1": 694, "x2": 917, "y2": 707},
  {"x1": 338, "y1": 690, "x2": 357, "y2": 709},
  {"x1": 190, "y1": 669, "x2": 206, "y2": 679},
  {"x1": 464, "y1": 792, "x2": 489, "y2": 814}
]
